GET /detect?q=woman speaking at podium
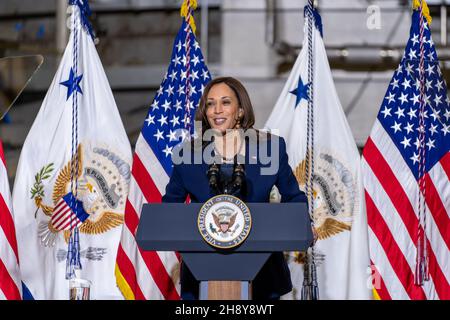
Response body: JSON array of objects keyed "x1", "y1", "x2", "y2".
[{"x1": 162, "y1": 77, "x2": 308, "y2": 300}]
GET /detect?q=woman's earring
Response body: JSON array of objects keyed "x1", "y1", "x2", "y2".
[
  {"x1": 235, "y1": 115, "x2": 242, "y2": 129},
  {"x1": 235, "y1": 109, "x2": 243, "y2": 129}
]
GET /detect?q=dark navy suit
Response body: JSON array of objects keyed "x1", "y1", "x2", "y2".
[{"x1": 162, "y1": 133, "x2": 308, "y2": 300}]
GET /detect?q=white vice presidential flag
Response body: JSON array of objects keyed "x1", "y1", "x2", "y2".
[
  {"x1": 12, "y1": 5, "x2": 132, "y2": 299},
  {"x1": 265, "y1": 7, "x2": 371, "y2": 299}
]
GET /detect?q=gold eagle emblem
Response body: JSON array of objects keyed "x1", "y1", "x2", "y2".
[
  {"x1": 33, "y1": 145, "x2": 124, "y2": 246},
  {"x1": 294, "y1": 158, "x2": 352, "y2": 241}
]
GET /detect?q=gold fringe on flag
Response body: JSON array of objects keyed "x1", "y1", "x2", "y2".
[
  {"x1": 413, "y1": 0, "x2": 432, "y2": 26},
  {"x1": 373, "y1": 288, "x2": 381, "y2": 300},
  {"x1": 115, "y1": 263, "x2": 136, "y2": 300},
  {"x1": 180, "y1": 0, "x2": 198, "y2": 34}
]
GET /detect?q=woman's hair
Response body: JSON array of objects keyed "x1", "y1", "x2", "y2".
[{"x1": 195, "y1": 77, "x2": 255, "y2": 136}]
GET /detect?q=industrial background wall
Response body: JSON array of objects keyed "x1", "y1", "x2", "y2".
[{"x1": 1, "y1": 0, "x2": 449, "y2": 184}]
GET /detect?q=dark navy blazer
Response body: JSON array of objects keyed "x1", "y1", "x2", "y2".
[{"x1": 162, "y1": 133, "x2": 308, "y2": 300}]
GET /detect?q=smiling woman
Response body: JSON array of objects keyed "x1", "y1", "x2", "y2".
[
  {"x1": 162, "y1": 76, "x2": 309, "y2": 300},
  {"x1": 196, "y1": 77, "x2": 255, "y2": 134},
  {"x1": 195, "y1": 77, "x2": 256, "y2": 161},
  {"x1": 206, "y1": 83, "x2": 241, "y2": 132}
]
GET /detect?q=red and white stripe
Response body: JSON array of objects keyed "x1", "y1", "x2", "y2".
[
  {"x1": 116, "y1": 135, "x2": 181, "y2": 300},
  {"x1": 51, "y1": 198, "x2": 83, "y2": 231},
  {"x1": 362, "y1": 120, "x2": 450, "y2": 300},
  {"x1": 0, "y1": 140, "x2": 22, "y2": 300}
]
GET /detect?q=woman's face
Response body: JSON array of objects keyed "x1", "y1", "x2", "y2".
[{"x1": 205, "y1": 83, "x2": 241, "y2": 133}]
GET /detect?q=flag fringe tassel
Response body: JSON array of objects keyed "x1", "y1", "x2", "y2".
[
  {"x1": 372, "y1": 288, "x2": 381, "y2": 300},
  {"x1": 180, "y1": 0, "x2": 197, "y2": 34},
  {"x1": 413, "y1": 0, "x2": 432, "y2": 25},
  {"x1": 115, "y1": 264, "x2": 136, "y2": 300}
]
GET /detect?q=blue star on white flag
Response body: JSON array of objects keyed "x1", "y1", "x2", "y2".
[
  {"x1": 60, "y1": 68, "x2": 83, "y2": 100},
  {"x1": 289, "y1": 77, "x2": 311, "y2": 108}
]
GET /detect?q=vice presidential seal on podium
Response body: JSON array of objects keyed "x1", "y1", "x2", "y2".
[{"x1": 198, "y1": 195, "x2": 252, "y2": 250}]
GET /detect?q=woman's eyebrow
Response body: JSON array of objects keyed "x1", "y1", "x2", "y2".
[{"x1": 207, "y1": 96, "x2": 232, "y2": 100}]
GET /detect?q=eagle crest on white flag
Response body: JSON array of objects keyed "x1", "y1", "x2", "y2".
[
  {"x1": 265, "y1": 6, "x2": 371, "y2": 299},
  {"x1": 12, "y1": 4, "x2": 132, "y2": 299}
]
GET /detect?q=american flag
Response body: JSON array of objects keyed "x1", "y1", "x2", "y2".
[
  {"x1": 362, "y1": 8, "x2": 450, "y2": 300},
  {"x1": 115, "y1": 16, "x2": 211, "y2": 299},
  {"x1": 51, "y1": 193, "x2": 89, "y2": 231},
  {"x1": 0, "y1": 140, "x2": 21, "y2": 299}
]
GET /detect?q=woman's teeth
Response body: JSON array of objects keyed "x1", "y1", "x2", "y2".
[{"x1": 214, "y1": 118, "x2": 226, "y2": 125}]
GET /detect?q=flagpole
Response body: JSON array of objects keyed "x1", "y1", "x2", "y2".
[
  {"x1": 182, "y1": 0, "x2": 197, "y2": 134},
  {"x1": 200, "y1": 0, "x2": 209, "y2": 64},
  {"x1": 302, "y1": 0, "x2": 319, "y2": 301},
  {"x1": 441, "y1": 3, "x2": 447, "y2": 46},
  {"x1": 56, "y1": 0, "x2": 68, "y2": 66},
  {"x1": 415, "y1": 0, "x2": 430, "y2": 287},
  {"x1": 66, "y1": 0, "x2": 82, "y2": 280}
]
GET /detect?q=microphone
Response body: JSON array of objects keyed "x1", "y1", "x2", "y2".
[
  {"x1": 229, "y1": 162, "x2": 246, "y2": 199},
  {"x1": 231, "y1": 163, "x2": 245, "y2": 191},
  {"x1": 207, "y1": 163, "x2": 221, "y2": 193}
]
